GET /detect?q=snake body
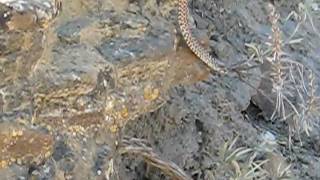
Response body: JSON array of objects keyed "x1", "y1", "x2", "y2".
[
  {"x1": 178, "y1": 0, "x2": 224, "y2": 73},
  {"x1": 1, "y1": 0, "x2": 220, "y2": 72}
]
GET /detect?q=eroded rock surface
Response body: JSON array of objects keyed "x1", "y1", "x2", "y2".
[
  {"x1": 0, "y1": 0, "x2": 61, "y2": 86},
  {"x1": 1, "y1": 0, "x2": 319, "y2": 179}
]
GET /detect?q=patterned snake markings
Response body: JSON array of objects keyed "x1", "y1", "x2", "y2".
[{"x1": 178, "y1": 0, "x2": 225, "y2": 74}]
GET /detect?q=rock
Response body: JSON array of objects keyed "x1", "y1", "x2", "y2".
[
  {"x1": 0, "y1": 123, "x2": 54, "y2": 169},
  {"x1": 0, "y1": 0, "x2": 61, "y2": 85}
]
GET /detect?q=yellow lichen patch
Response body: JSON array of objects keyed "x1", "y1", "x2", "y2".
[
  {"x1": 35, "y1": 111, "x2": 105, "y2": 135},
  {"x1": 143, "y1": 84, "x2": 160, "y2": 101},
  {"x1": 119, "y1": 106, "x2": 129, "y2": 119},
  {"x1": 68, "y1": 111, "x2": 104, "y2": 128},
  {"x1": 0, "y1": 126, "x2": 54, "y2": 169},
  {"x1": 117, "y1": 57, "x2": 169, "y2": 87},
  {"x1": 34, "y1": 83, "x2": 94, "y2": 106},
  {"x1": 109, "y1": 124, "x2": 119, "y2": 133},
  {"x1": 66, "y1": 112, "x2": 105, "y2": 136},
  {"x1": 33, "y1": 82, "x2": 96, "y2": 120}
]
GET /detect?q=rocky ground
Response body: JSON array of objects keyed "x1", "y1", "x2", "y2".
[{"x1": 1, "y1": 0, "x2": 320, "y2": 179}]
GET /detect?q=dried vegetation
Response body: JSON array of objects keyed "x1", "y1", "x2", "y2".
[
  {"x1": 247, "y1": 2, "x2": 320, "y2": 145},
  {"x1": 0, "y1": 0, "x2": 320, "y2": 179}
]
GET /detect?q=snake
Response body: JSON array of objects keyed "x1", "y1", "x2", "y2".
[
  {"x1": 178, "y1": 0, "x2": 225, "y2": 74},
  {"x1": 1, "y1": 0, "x2": 222, "y2": 73}
]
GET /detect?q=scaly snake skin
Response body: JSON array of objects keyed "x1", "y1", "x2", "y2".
[
  {"x1": 178, "y1": 0, "x2": 225, "y2": 74},
  {"x1": 1, "y1": 0, "x2": 221, "y2": 72}
]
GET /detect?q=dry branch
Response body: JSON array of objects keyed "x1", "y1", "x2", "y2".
[{"x1": 119, "y1": 137, "x2": 192, "y2": 180}]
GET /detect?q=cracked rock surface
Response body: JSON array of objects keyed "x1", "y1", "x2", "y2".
[{"x1": 1, "y1": 0, "x2": 320, "y2": 179}]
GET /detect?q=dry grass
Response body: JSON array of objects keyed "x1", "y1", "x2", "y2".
[
  {"x1": 266, "y1": 2, "x2": 320, "y2": 145},
  {"x1": 214, "y1": 136, "x2": 268, "y2": 180},
  {"x1": 297, "y1": 0, "x2": 320, "y2": 38},
  {"x1": 119, "y1": 137, "x2": 192, "y2": 180},
  {"x1": 114, "y1": 135, "x2": 294, "y2": 180},
  {"x1": 264, "y1": 153, "x2": 293, "y2": 180},
  {"x1": 243, "y1": 2, "x2": 320, "y2": 147},
  {"x1": 212, "y1": 136, "x2": 294, "y2": 180}
]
